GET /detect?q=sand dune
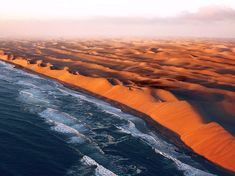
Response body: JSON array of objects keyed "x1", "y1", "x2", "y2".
[{"x1": 0, "y1": 38, "x2": 235, "y2": 173}]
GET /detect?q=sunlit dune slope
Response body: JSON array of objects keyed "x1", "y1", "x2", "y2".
[{"x1": 0, "y1": 38, "x2": 235, "y2": 172}]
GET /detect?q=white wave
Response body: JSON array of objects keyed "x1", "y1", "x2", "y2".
[
  {"x1": 46, "y1": 120, "x2": 89, "y2": 145},
  {"x1": 58, "y1": 86, "x2": 147, "y2": 126},
  {"x1": 101, "y1": 109, "x2": 122, "y2": 118},
  {"x1": 58, "y1": 87, "x2": 121, "y2": 114},
  {"x1": 20, "y1": 90, "x2": 34, "y2": 97},
  {"x1": 0, "y1": 60, "x2": 15, "y2": 69},
  {"x1": 154, "y1": 147, "x2": 216, "y2": 176},
  {"x1": 0, "y1": 61, "x2": 44, "y2": 88},
  {"x1": 81, "y1": 155, "x2": 117, "y2": 176},
  {"x1": 117, "y1": 121, "x2": 216, "y2": 176},
  {"x1": 19, "y1": 89, "x2": 50, "y2": 104},
  {"x1": 58, "y1": 86, "x2": 145, "y2": 128},
  {"x1": 118, "y1": 120, "x2": 179, "y2": 155},
  {"x1": 39, "y1": 108, "x2": 78, "y2": 126},
  {"x1": 15, "y1": 67, "x2": 41, "y2": 79},
  {"x1": 68, "y1": 136, "x2": 86, "y2": 144},
  {"x1": 38, "y1": 108, "x2": 99, "y2": 147},
  {"x1": 71, "y1": 124, "x2": 90, "y2": 133},
  {"x1": 50, "y1": 120, "x2": 81, "y2": 135},
  {"x1": 39, "y1": 108, "x2": 90, "y2": 144},
  {"x1": 16, "y1": 80, "x2": 37, "y2": 88},
  {"x1": 43, "y1": 115, "x2": 105, "y2": 158},
  {"x1": 57, "y1": 87, "x2": 88, "y2": 100}
]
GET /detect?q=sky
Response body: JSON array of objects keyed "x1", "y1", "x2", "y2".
[{"x1": 0, "y1": 0, "x2": 235, "y2": 38}]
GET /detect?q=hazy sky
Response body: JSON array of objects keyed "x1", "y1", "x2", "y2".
[
  {"x1": 1, "y1": 0, "x2": 235, "y2": 19},
  {"x1": 0, "y1": 0, "x2": 235, "y2": 38}
]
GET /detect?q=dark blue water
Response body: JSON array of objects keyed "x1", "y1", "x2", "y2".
[{"x1": 0, "y1": 61, "x2": 232, "y2": 176}]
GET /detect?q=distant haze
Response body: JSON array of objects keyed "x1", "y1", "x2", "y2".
[{"x1": 0, "y1": 0, "x2": 235, "y2": 38}]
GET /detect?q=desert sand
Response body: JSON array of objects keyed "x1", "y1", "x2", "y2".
[{"x1": 0, "y1": 38, "x2": 235, "y2": 172}]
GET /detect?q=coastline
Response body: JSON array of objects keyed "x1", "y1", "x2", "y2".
[{"x1": 0, "y1": 54, "x2": 235, "y2": 173}]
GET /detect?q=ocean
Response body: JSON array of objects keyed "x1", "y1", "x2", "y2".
[{"x1": 0, "y1": 61, "x2": 232, "y2": 176}]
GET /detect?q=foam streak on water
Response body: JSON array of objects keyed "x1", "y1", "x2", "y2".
[
  {"x1": 0, "y1": 60, "x2": 221, "y2": 176},
  {"x1": 81, "y1": 156, "x2": 117, "y2": 176}
]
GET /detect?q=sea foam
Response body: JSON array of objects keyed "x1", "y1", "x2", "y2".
[{"x1": 81, "y1": 155, "x2": 117, "y2": 176}]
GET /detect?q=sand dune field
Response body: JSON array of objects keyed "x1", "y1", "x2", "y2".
[{"x1": 0, "y1": 38, "x2": 235, "y2": 172}]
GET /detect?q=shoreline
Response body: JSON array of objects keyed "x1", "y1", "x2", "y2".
[
  {"x1": 1, "y1": 59, "x2": 186, "y2": 146},
  {"x1": 0, "y1": 54, "x2": 235, "y2": 174}
]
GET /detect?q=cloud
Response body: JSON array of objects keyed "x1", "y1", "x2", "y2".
[
  {"x1": 0, "y1": 5, "x2": 235, "y2": 38},
  {"x1": 121, "y1": 5, "x2": 235, "y2": 24},
  {"x1": 178, "y1": 5, "x2": 235, "y2": 22}
]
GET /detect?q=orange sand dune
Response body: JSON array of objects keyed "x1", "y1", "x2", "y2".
[{"x1": 0, "y1": 39, "x2": 235, "y2": 172}]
